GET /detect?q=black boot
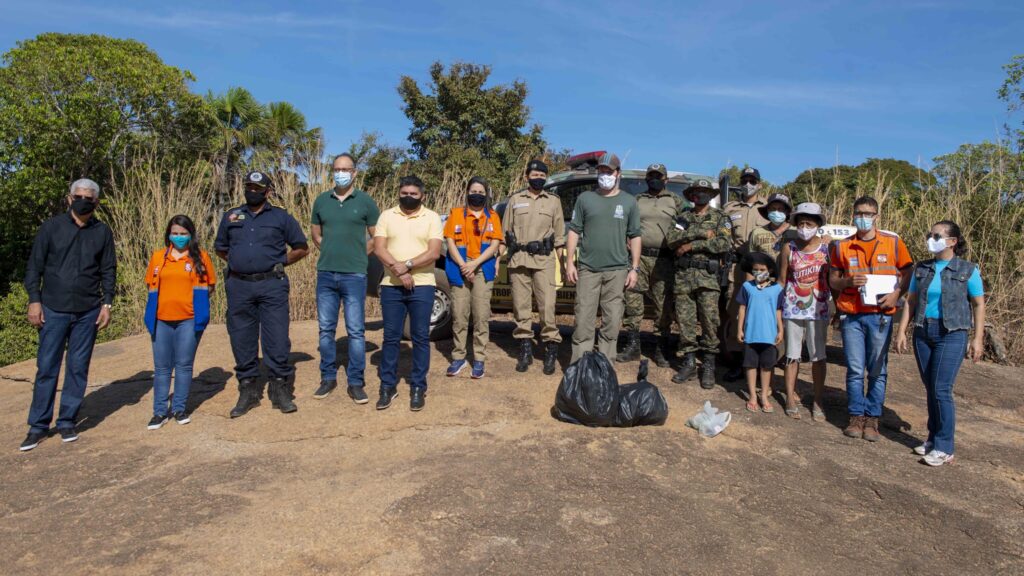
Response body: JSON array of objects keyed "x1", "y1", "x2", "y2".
[
  {"x1": 672, "y1": 353, "x2": 697, "y2": 383},
  {"x1": 615, "y1": 331, "x2": 641, "y2": 363},
  {"x1": 653, "y1": 335, "x2": 672, "y2": 368},
  {"x1": 229, "y1": 378, "x2": 261, "y2": 419},
  {"x1": 515, "y1": 339, "x2": 533, "y2": 373},
  {"x1": 269, "y1": 377, "x2": 297, "y2": 413},
  {"x1": 543, "y1": 341, "x2": 559, "y2": 375},
  {"x1": 700, "y1": 353, "x2": 717, "y2": 390}
]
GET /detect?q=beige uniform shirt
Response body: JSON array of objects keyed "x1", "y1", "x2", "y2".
[
  {"x1": 502, "y1": 189, "x2": 565, "y2": 269},
  {"x1": 723, "y1": 197, "x2": 768, "y2": 255},
  {"x1": 636, "y1": 191, "x2": 685, "y2": 249}
]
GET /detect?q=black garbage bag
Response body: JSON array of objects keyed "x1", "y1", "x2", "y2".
[
  {"x1": 614, "y1": 360, "x2": 669, "y2": 426},
  {"x1": 551, "y1": 351, "x2": 619, "y2": 426}
]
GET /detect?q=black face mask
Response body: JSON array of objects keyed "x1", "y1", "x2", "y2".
[
  {"x1": 399, "y1": 195, "x2": 422, "y2": 210},
  {"x1": 244, "y1": 190, "x2": 267, "y2": 207},
  {"x1": 71, "y1": 197, "x2": 96, "y2": 216},
  {"x1": 646, "y1": 179, "x2": 665, "y2": 192},
  {"x1": 467, "y1": 193, "x2": 487, "y2": 209},
  {"x1": 691, "y1": 192, "x2": 712, "y2": 206},
  {"x1": 528, "y1": 178, "x2": 546, "y2": 191}
]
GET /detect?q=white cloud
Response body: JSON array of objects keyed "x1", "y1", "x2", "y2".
[{"x1": 657, "y1": 81, "x2": 879, "y2": 110}]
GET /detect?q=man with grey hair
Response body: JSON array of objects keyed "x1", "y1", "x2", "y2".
[{"x1": 20, "y1": 178, "x2": 116, "y2": 451}]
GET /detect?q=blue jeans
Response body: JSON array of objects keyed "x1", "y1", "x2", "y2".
[
  {"x1": 152, "y1": 319, "x2": 201, "y2": 416},
  {"x1": 379, "y1": 285, "x2": 434, "y2": 390},
  {"x1": 841, "y1": 313, "x2": 894, "y2": 417},
  {"x1": 28, "y1": 305, "x2": 100, "y2": 432},
  {"x1": 316, "y1": 271, "x2": 367, "y2": 386},
  {"x1": 913, "y1": 320, "x2": 967, "y2": 454}
]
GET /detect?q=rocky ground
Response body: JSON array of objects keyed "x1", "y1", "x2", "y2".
[{"x1": 0, "y1": 316, "x2": 1021, "y2": 575}]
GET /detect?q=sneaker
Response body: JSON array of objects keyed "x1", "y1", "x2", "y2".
[
  {"x1": 347, "y1": 386, "x2": 369, "y2": 405},
  {"x1": 922, "y1": 450, "x2": 955, "y2": 467},
  {"x1": 471, "y1": 361, "x2": 485, "y2": 379},
  {"x1": 19, "y1": 430, "x2": 46, "y2": 452},
  {"x1": 173, "y1": 411, "x2": 192, "y2": 425},
  {"x1": 313, "y1": 379, "x2": 338, "y2": 399},
  {"x1": 148, "y1": 415, "x2": 169, "y2": 430},
  {"x1": 446, "y1": 359, "x2": 467, "y2": 377},
  {"x1": 376, "y1": 387, "x2": 398, "y2": 411},
  {"x1": 843, "y1": 415, "x2": 865, "y2": 439},
  {"x1": 410, "y1": 388, "x2": 426, "y2": 411},
  {"x1": 913, "y1": 441, "x2": 934, "y2": 456},
  {"x1": 59, "y1": 427, "x2": 79, "y2": 443}
]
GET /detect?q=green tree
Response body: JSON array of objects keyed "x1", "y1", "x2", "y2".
[
  {"x1": 206, "y1": 86, "x2": 263, "y2": 205},
  {"x1": 998, "y1": 54, "x2": 1024, "y2": 148},
  {"x1": 346, "y1": 131, "x2": 409, "y2": 190}
]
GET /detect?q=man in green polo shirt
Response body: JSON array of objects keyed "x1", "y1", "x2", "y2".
[
  {"x1": 565, "y1": 152, "x2": 642, "y2": 363},
  {"x1": 310, "y1": 153, "x2": 381, "y2": 404}
]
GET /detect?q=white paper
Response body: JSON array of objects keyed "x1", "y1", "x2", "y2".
[{"x1": 859, "y1": 274, "x2": 898, "y2": 305}]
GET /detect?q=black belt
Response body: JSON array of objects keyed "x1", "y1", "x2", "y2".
[
  {"x1": 676, "y1": 256, "x2": 723, "y2": 273},
  {"x1": 230, "y1": 270, "x2": 285, "y2": 281},
  {"x1": 641, "y1": 247, "x2": 673, "y2": 258}
]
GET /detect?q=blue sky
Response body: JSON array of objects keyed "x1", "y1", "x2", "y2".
[{"x1": 3, "y1": 0, "x2": 1022, "y2": 184}]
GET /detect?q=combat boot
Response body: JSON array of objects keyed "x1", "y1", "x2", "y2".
[
  {"x1": 615, "y1": 331, "x2": 641, "y2": 363},
  {"x1": 515, "y1": 339, "x2": 533, "y2": 373},
  {"x1": 268, "y1": 377, "x2": 297, "y2": 414},
  {"x1": 700, "y1": 353, "x2": 717, "y2": 390},
  {"x1": 229, "y1": 378, "x2": 261, "y2": 419},
  {"x1": 653, "y1": 335, "x2": 672, "y2": 368},
  {"x1": 672, "y1": 353, "x2": 697, "y2": 383},
  {"x1": 543, "y1": 341, "x2": 559, "y2": 375}
]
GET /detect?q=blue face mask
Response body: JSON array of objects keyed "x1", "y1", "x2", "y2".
[
  {"x1": 169, "y1": 234, "x2": 190, "y2": 250},
  {"x1": 767, "y1": 211, "x2": 787, "y2": 225},
  {"x1": 854, "y1": 216, "x2": 875, "y2": 231},
  {"x1": 333, "y1": 171, "x2": 353, "y2": 188}
]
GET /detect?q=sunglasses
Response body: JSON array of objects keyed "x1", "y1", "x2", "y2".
[
  {"x1": 925, "y1": 233, "x2": 948, "y2": 241},
  {"x1": 70, "y1": 194, "x2": 95, "y2": 202}
]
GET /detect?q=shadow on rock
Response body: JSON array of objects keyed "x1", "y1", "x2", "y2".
[{"x1": 77, "y1": 371, "x2": 153, "y2": 432}]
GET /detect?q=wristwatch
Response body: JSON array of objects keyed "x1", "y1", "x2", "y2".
[
  {"x1": 102, "y1": 303, "x2": 113, "y2": 310},
  {"x1": 404, "y1": 259, "x2": 414, "y2": 269},
  {"x1": 630, "y1": 266, "x2": 640, "y2": 273}
]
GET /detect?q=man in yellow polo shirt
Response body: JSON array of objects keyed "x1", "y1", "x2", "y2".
[{"x1": 372, "y1": 175, "x2": 443, "y2": 412}]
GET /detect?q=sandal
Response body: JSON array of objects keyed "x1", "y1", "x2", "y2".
[
  {"x1": 746, "y1": 401, "x2": 759, "y2": 412},
  {"x1": 811, "y1": 406, "x2": 826, "y2": 422},
  {"x1": 785, "y1": 405, "x2": 802, "y2": 420},
  {"x1": 760, "y1": 398, "x2": 774, "y2": 413}
]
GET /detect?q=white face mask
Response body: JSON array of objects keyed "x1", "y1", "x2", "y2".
[
  {"x1": 754, "y1": 271, "x2": 770, "y2": 283},
  {"x1": 597, "y1": 174, "x2": 617, "y2": 191},
  {"x1": 927, "y1": 237, "x2": 948, "y2": 254},
  {"x1": 797, "y1": 226, "x2": 818, "y2": 241},
  {"x1": 743, "y1": 183, "x2": 758, "y2": 197}
]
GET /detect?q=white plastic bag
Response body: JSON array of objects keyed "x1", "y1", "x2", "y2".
[{"x1": 686, "y1": 401, "x2": 732, "y2": 438}]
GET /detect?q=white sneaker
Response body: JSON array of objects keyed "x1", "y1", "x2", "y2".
[
  {"x1": 922, "y1": 450, "x2": 955, "y2": 467},
  {"x1": 913, "y1": 441, "x2": 933, "y2": 456}
]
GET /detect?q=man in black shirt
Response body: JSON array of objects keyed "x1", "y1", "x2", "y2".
[{"x1": 20, "y1": 178, "x2": 116, "y2": 451}]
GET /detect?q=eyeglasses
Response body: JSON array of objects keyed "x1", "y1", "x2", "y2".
[
  {"x1": 853, "y1": 211, "x2": 877, "y2": 218},
  {"x1": 925, "y1": 233, "x2": 948, "y2": 241},
  {"x1": 70, "y1": 194, "x2": 95, "y2": 202}
]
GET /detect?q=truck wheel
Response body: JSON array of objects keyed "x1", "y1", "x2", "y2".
[{"x1": 403, "y1": 269, "x2": 454, "y2": 341}]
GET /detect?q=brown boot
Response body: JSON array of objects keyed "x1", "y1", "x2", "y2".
[
  {"x1": 843, "y1": 415, "x2": 865, "y2": 438},
  {"x1": 863, "y1": 417, "x2": 881, "y2": 442}
]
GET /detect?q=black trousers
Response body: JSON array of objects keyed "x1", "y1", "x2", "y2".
[{"x1": 226, "y1": 275, "x2": 292, "y2": 380}]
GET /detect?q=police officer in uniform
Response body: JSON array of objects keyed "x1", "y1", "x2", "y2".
[
  {"x1": 503, "y1": 160, "x2": 565, "y2": 375},
  {"x1": 667, "y1": 179, "x2": 733, "y2": 389},
  {"x1": 722, "y1": 166, "x2": 768, "y2": 382},
  {"x1": 616, "y1": 163, "x2": 684, "y2": 367},
  {"x1": 215, "y1": 171, "x2": 309, "y2": 417}
]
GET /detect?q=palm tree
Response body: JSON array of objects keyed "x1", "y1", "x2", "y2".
[{"x1": 205, "y1": 87, "x2": 263, "y2": 207}]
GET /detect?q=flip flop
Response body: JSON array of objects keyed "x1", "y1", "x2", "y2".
[
  {"x1": 760, "y1": 399, "x2": 774, "y2": 413},
  {"x1": 812, "y1": 407, "x2": 826, "y2": 422},
  {"x1": 785, "y1": 406, "x2": 802, "y2": 420},
  {"x1": 746, "y1": 401, "x2": 759, "y2": 412}
]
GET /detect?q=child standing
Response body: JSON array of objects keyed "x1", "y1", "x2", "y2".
[{"x1": 736, "y1": 252, "x2": 784, "y2": 413}]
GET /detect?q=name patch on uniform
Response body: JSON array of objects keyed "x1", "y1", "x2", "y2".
[
  {"x1": 730, "y1": 214, "x2": 743, "y2": 221},
  {"x1": 614, "y1": 205, "x2": 624, "y2": 219},
  {"x1": 878, "y1": 254, "x2": 888, "y2": 263},
  {"x1": 485, "y1": 223, "x2": 494, "y2": 232},
  {"x1": 513, "y1": 203, "x2": 530, "y2": 209},
  {"x1": 185, "y1": 263, "x2": 193, "y2": 273},
  {"x1": 454, "y1": 225, "x2": 462, "y2": 234}
]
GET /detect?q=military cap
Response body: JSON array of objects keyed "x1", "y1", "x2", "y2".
[
  {"x1": 646, "y1": 163, "x2": 668, "y2": 177},
  {"x1": 244, "y1": 171, "x2": 272, "y2": 189},
  {"x1": 740, "y1": 167, "x2": 761, "y2": 183},
  {"x1": 684, "y1": 178, "x2": 715, "y2": 194},
  {"x1": 526, "y1": 159, "x2": 549, "y2": 175}
]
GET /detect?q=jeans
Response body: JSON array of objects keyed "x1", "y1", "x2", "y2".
[
  {"x1": 27, "y1": 305, "x2": 100, "y2": 432},
  {"x1": 316, "y1": 271, "x2": 367, "y2": 385},
  {"x1": 841, "y1": 313, "x2": 894, "y2": 417},
  {"x1": 379, "y1": 285, "x2": 434, "y2": 390},
  {"x1": 913, "y1": 320, "x2": 967, "y2": 454},
  {"x1": 152, "y1": 319, "x2": 201, "y2": 416}
]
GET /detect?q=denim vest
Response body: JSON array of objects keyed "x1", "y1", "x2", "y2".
[{"x1": 913, "y1": 257, "x2": 976, "y2": 332}]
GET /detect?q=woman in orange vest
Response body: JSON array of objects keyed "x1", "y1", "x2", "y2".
[
  {"x1": 143, "y1": 215, "x2": 216, "y2": 429},
  {"x1": 443, "y1": 177, "x2": 503, "y2": 379}
]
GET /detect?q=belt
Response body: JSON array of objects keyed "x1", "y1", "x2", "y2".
[
  {"x1": 641, "y1": 247, "x2": 673, "y2": 258},
  {"x1": 230, "y1": 270, "x2": 285, "y2": 281}
]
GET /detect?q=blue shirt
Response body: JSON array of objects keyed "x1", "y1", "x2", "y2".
[
  {"x1": 214, "y1": 204, "x2": 308, "y2": 274},
  {"x1": 908, "y1": 258, "x2": 984, "y2": 319},
  {"x1": 736, "y1": 281, "x2": 784, "y2": 344}
]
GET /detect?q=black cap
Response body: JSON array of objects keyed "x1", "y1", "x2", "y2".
[
  {"x1": 526, "y1": 159, "x2": 549, "y2": 175},
  {"x1": 740, "y1": 167, "x2": 761, "y2": 183},
  {"x1": 244, "y1": 171, "x2": 272, "y2": 189}
]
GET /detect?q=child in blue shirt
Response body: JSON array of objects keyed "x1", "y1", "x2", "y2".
[{"x1": 736, "y1": 252, "x2": 784, "y2": 413}]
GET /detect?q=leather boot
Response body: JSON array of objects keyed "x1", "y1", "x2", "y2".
[
  {"x1": 230, "y1": 378, "x2": 260, "y2": 419},
  {"x1": 700, "y1": 353, "x2": 717, "y2": 390},
  {"x1": 543, "y1": 341, "x2": 559, "y2": 375},
  {"x1": 515, "y1": 339, "x2": 533, "y2": 373},
  {"x1": 653, "y1": 335, "x2": 672, "y2": 368},
  {"x1": 269, "y1": 377, "x2": 297, "y2": 413},
  {"x1": 615, "y1": 331, "x2": 641, "y2": 363},
  {"x1": 672, "y1": 352, "x2": 697, "y2": 383}
]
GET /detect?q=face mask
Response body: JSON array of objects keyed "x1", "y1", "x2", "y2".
[
  {"x1": 691, "y1": 191, "x2": 712, "y2": 206},
  {"x1": 528, "y1": 178, "x2": 546, "y2": 191},
  {"x1": 767, "y1": 211, "x2": 787, "y2": 225},
  {"x1": 754, "y1": 271, "x2": 770, "y2": 283},
  {"x1": 743, "y1": 183, "x2": 758, "y2": 197},
  {"x1": 797, "y1": 227, "x2": 818, "y2": 241},
  {"x1": 646, "y1": 179, "x2": 665, "y2": 192},
  {"x1": 71, "y1": 197, "x2": 96, "y2": 216},
  {"x1": 927, "y1": 237, "x2": 948, "y2": 254},
  {"x1": 399, "y1": 195, "x2": 422, "y2": 211},
  {"x1": 245, "y1": 190, "x2": 267, "y2": 207},
  {"x1": 854, "y1": 216, "x2": 874, "y2": 231},
  {"x1": 169, "y1": 234, "x2": 191, "y2": 250},
  {"x1": 333, "y1": 171, "x2": 353, "y2": 188},
  {"x1": 467, "y1": 193, "x2": 487, "y2": 209},
  {"x1": 597, "y1": 174, "x2": 617, "y2": 191}
]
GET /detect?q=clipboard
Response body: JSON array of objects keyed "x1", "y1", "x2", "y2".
[{"x1": 859, "y1": 274, "x2": 898, "y2": 306}]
